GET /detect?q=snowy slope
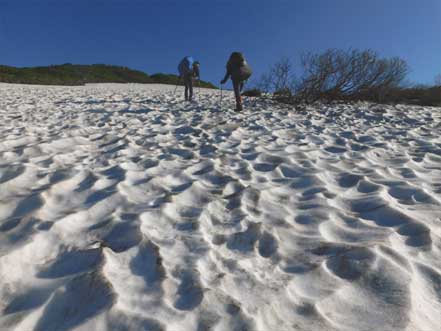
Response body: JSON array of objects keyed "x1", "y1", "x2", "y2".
[{"x1": 0, "y1": 83, "x2": 441, "y2": 331}]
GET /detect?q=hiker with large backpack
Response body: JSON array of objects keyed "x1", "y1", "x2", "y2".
[
  {"x1": 178, "y1": 56, "x2": 200, "y2": 101},
  {"x1": 220, "y1": 52, "x2": 252, "y2": 111}
]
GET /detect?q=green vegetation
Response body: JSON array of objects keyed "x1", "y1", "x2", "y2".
[
  {"x1": 149, "y1": 73, "x2": 216, "y2": 89},
  {"x1": 0, "y1": 64, "x2": 216, "y2": 88}
]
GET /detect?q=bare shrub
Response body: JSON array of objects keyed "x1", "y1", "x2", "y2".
[
  {"x1": 256, "y1": 49, "x2": 431, "y2": 106},
  {"x1": 256, "y1": 58, "x2": 296, "y2": 97},
  {"x1": 241, "y1": 88, "x2": 262, "y2": 97},
  {"x1": 296, "y1": 49, "x2": 409, "y2": 103},
  {"x1": 435, "y1": 74, "x2": 441, "y2": 87},
  {"x1": 255, "y1": 72, "x2": 272, "y2": 94}
]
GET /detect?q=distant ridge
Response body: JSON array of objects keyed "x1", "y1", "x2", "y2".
[{"x1": 0, "y1": 64, "x2": 217, "y2": 88}]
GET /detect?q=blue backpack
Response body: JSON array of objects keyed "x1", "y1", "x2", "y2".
[{"x1": 178, "y1": 56, "x2": 194, "y2": 76}]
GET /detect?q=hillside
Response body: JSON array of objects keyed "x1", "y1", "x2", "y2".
[
  {"x1": 0, "y1": 64, "x2": 217, "y2": 88},
  {"x1": 149, "y1": 73, "x2": 216, "y2": 89}
]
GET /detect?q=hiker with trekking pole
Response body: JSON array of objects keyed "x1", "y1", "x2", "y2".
[
  {"x1": 220, "y1": 52, "x2": 252, "y2": 111},
  {"x1": 177, "y1": 56, "x2": 200, "y2": 102}
]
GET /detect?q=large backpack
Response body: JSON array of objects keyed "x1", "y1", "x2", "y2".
[
  {"x1": 229, "y1": 52, "x2": 245, "y2": 66},
  {"x1": 178, "y1": 56, "x2": 194, "y2": 76},
  {"x1": 227, "y1": 52, "x2": 252, "y2": 81}
]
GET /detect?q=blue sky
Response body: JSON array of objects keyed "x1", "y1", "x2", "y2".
[{"x1": 1, "y1": 0, "x2": 440, "y2": 87}]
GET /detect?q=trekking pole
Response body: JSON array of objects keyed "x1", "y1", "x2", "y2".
[
  {"x1": 220, "y1": 84, "x2": 223, "y2": 110},
  {"x1": 173, "y1": 76, "x2": 181, "y2": 94}
]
